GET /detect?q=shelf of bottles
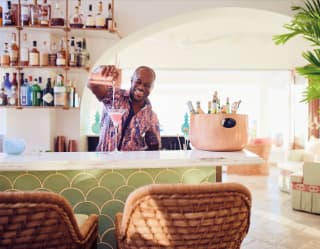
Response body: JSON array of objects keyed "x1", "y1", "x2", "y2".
[{"x1": 0, "y1": 0, "x2": 119, "y2": 109}]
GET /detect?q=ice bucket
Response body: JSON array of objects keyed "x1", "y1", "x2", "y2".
[{"x1": 189, "y1": 113, "x2": 248, "y2": 151}]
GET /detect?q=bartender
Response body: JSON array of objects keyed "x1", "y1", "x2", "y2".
[{"x1": 87, "y1": 65, "x2": 161, "y2": 151}]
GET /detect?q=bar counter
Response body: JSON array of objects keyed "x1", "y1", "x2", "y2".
[{"x1": 0, "y1": 150, "x2": 262, "y2": 249}]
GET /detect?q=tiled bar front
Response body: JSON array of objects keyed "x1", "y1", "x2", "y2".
[
  {"x1": 0, "y1": 150, "x2": 262, "y2": 249},
  {"x1": 0, "y1": 167, "x2": 216, "y2": 249}
]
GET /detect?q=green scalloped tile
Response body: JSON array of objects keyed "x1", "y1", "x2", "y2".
[
  {"x1": 74, "y1": 201, "x2": 100, "y2": 215},
  {"x1": 127, "y1": 171, "x2": 153, "y2": 188},
  {"x1": 101, "y1": 201, "x2": 124, "y2": 221},
  {"x1": 60, "y1": 188, "x2": 85, "y2": 207},
  {"x1": 0, "y1": 176, "x2": 12, "y2": 191},
  {"x1": 205, "y1": 170, "x2": 217, "y2": 183},
  {"x1": 98, "y1": 215, "x2": 114, "y2": 236},
  {"x1": 0, "y1": 172, "x2": 26, "y2": 182},
  {"x1": 85, "y1": 169, "x2": 106, "y2": 181},
  {"x1": 154, "y1": 169, "x2": 181, "y2": 184},
  {"x1": 14, "y1": 174, "x2": 41, "y2": 191},
  {"x1": 114, "y1": 185, "x2": 136, "y2": 202},
  {"x1": 71, "y1": 173, "x2": 98, "y2": 195},
  {"x1": 59, "y1": 170, "x2": 83, "y2": 181},
  {"x1": 87, "y1": 187, "x2": 113, "y2": 207},
  {"x1": 181, "y1": 168, "x2": 213, "y2": 184},
  {"x1": 102, "y1": 229, "x2": 116, "y2": 249},
  {"x1": 30, "y1": 171, "x2": 55, "y2": 181},
  {"x1": 97, "y1": 242, "x2": 113, "y2": 249},
  {"x1": 141, "y1": 168, "x2": 163, "y2": 178},
  {"x1": 100, "y1": 173, "x2": 126, "y2": 193},
  {"x1": 114, "y1": 169, "x2": 137, "y2": 178},
  {"x1": 43, "y1": 174, "x2": 70, "y2": 192}
]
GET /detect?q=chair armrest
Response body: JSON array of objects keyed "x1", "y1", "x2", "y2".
[
  {"x1": 79, "y1": 214, "x2": 98, "y2": 238},
  {"x1": 115, "y1": 212, "x2": 124, "y2": 249},
  {"x1": 303, "y1": 162, "x2": 320, "y2": 185}
]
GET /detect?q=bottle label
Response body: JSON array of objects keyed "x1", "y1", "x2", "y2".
[
  {"x1": 29, "y1": 52, "x2": 39, "y2": 65},
  {"x1": 8, "y1": 97, "x2": 16, "y2": 105},
  {"x1": 21, "y1": 48, "x2": 29, "y2": 62},
  {"x1": 56, "y1": 58, "x2": 66, "y2": 66},
  {"x1": 10, "y1": 50, "x2": 18, "y2": 62},
  {"x1": 43, "y1": 92, "x2": 53, "y2": 104},
  {"x1": 0, "y1": 55, "x2": 10, "y2": 66}
]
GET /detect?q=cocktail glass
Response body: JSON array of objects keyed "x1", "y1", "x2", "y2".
[{"x1": 107, "y1": 108, "x2": 125, "y2": 152}]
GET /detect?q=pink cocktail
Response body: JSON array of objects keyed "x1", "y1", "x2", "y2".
[
  {"x1": 107, "y1": 108, "x2": 125, "y2": 152},
  {"x1": 109, "y1": 112, "x2": 123, "y2": 126}
]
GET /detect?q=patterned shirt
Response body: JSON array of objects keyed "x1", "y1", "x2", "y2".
[{"x1": 96, "y1": 88, "x2": 161, "y2": 151}]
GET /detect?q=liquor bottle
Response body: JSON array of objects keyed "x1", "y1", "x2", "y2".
[
  {"x1": 0, "y1": 87, "x2": 8, "y2": 106},
  {"x1": 10, "y1": 32, "x2": 19, "y2": 66},
  {"x1": 207, "y1": 101, "x2": 212, "y2": 114},
  {"x1": 85, "y1": 4, "x2": 95, "y2": 28},
  {"x1": 68, "y1": 81, "x2": 76, "y2": 107},
  {"x1": 11, "y1": 72, "x2": 17, "y2": 87},
  {"x1": 106, "y1": 3, "x2": 113, "y2": 30},
  {"x1": 39, "y1": 0, "x2": 50, "y2": 26},
  {"x1": 0, "y1": 42, "x2": 10, "y2": 66},
  {"x1": 186, "y1": 100, "x2": 196, "y2": 114},
  {"x1": 31, "y1": 77, "x2": 41, "y2": 106},
  {"x1": 20, "y1": 33, "x2": 29, "y2": 66},
  {"x1": 21, "y1": 0, "x2": 31, "y2": 26},
  {"x1": 196, "y1": 101, "x2": 205, "y2": 114},
  {"x1": 50, "y1": 2, "x2": 64, "y2": 26},
  {"x1": 226, "y1": 97, "x2": 230, "y2": 114},
  {"x1": 95, "y1": 1, "x2": 105, "y2": 28},
  {"x1": 20, "y1": 78, "x2": 32, "y2": 106},
  {"x1": 7, "y1": 85, "x2": 17, "y2": 106},
  {"x1": 56, "y1": 39, "x2": 66, "y2": 66},
  {"x1": 3, "y1": 1, "x2": 14, "y2": 26},
  {"x1": 3, "y1": 72, "x2": 11, "y2": 97},
  {"x1": 81, "y1": 38, "x2": 90, "y2": 69},
  {"x1": 76, "y1": 41, "x2": 82, "y2": 67},
  {"x1": 29, "y1": 40, "x2": 40, "y2": 66},
  {"x1": 48, "y1": 41, "x2": 57, "y2": 66},
  {"x1": 30, "y1": 0, "x2": 40, "y2": 26},
  {"x1": 40, "y1": 41, "x2": 49, "y2": 66},
  {"x1": 42, "y1": 77, "x2": 54, "y2": 106},
  {"x1": 70, "y1": 6, "x2": 83, "y2": 28},
  {"x1": 54, "y1": 74, "x2": 66, "y2": 106},
  {"x1": 0, "y1": 5, "x2": 2, "y2": 26},
  {"x1": 69, "y1": 37, "x2": 77, "y2": 67}
]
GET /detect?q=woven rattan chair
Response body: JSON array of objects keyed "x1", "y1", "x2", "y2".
[
  {"x1": 0, "y1": 191, "x2": 98, "y2": 249},
  {"x1": 115, "y1": 182, "x2": 251, "y2": 249}
]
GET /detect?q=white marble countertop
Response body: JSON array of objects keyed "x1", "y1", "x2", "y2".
[{"x1": 0, "y1": 150, "x2": 263, "y2": 171}]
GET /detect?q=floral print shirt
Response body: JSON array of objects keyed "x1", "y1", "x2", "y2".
[{"x1": 96, "y1": 88, "x2": 161, "y2": 151}]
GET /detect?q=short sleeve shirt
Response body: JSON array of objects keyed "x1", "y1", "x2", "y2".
[{"x1": 96, "y1": 88, "x2": 161, "y2": 151}]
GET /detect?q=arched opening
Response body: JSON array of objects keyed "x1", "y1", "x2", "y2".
[{"x1": 80, "y1": 7, "x2": 309, "y2": 151}]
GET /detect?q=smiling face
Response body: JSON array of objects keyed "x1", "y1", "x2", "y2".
[{"x1": 130, "y1": 66, "x2": 156, "y2": 103}]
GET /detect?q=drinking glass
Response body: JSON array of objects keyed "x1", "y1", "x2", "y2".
[{"x1": 107, "y1": 108, "x2": 125, "y2": 152}]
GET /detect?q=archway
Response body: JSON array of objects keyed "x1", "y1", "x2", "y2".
[{"x1": 80, "y1": 7, "x2": 309, "y2": 151}]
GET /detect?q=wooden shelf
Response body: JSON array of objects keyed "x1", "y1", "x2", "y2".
[
  {"x1": 0, "y1": 106, "x2": 80, "y2": 110},
  {"x1": 0, "y1": 66, "x2": 89, "y2": 71}
]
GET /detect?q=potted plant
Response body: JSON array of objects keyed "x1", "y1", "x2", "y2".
[{"x1": 273, "y1": 0, "x2": 320, "y2": 103}]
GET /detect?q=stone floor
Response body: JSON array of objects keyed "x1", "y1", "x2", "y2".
[{"x1": 224, "y1": 166, "x2": 320, "y2": 249}]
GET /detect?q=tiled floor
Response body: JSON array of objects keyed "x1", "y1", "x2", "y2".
[{"x1": 224, "y1": 166, "x2": 320, "y2": 249}]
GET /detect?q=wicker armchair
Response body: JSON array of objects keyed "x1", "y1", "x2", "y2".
[
  {"x1": 0, "y1": 191, "x2": 98, "y2": 249},
  {"x1": 115, "y1": 183, "x2": 252, "y2": 249}
]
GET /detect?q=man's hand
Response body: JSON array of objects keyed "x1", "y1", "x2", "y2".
[
  {"x1": 87, "y1": 65, "x2": 121, "y2": 100},
  {"x1": 88, "y1": 65, "x2": 120, "y2": 86}
]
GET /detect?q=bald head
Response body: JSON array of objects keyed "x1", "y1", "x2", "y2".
[{"x1": 130, "y1": 66, "x2": 156, "y2": 103}]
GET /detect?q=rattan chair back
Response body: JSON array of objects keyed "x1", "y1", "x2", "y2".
[
  {"x1": 116, "y1": 182, "x2": 251, "y2": 249},
  {"x1": 0, "y1": 191, "x2": 98, "y2": 249}
]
